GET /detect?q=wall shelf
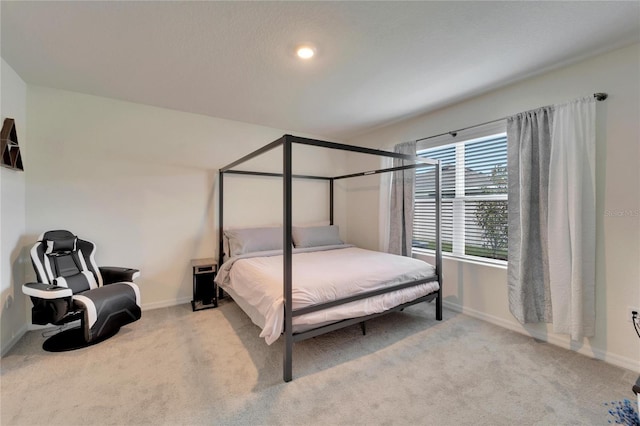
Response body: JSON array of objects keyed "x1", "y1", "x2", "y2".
[{"x1": 1, "y1": 118, "x2": 24, "y2": 171}]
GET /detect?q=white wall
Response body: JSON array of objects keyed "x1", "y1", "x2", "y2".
[
  {"x1": 1, "y1": 59, "x2": 29, "y2": 355},
  {"x1": 346, "y1": 43, "x2": 640, "y2": 372},
  {"x1": 25, "y1": 86, "x2": 347, "y2": 311}
]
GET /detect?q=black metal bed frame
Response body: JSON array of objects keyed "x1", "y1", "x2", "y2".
[{"x1": 218, "y1": 134, "x2": 442, "y2": 382}]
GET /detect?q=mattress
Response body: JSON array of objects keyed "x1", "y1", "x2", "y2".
[{"x1": 215, "y1": 245, "x2": 439, "y2": 344}]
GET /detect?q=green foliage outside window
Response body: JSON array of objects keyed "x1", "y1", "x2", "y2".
[{"x1": 474, "y1": 165, "x2": 508, "y2": 261}]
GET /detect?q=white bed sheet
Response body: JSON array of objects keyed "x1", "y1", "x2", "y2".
[{"x1": 216, "y1": 246, "x2": 439, "y2": 344}]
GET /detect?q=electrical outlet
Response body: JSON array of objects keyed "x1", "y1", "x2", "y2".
[{"x1": 628, "y1": 306, "x2": 639, "y2": 323}]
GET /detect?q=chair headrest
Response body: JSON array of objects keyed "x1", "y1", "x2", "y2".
[{"x1": 41, "y1": 230, "x2": 78, "y2": 255}]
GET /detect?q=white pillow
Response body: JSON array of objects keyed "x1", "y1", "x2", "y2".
[
  {"x1": 224, "y1": 227, "x2": 284, "y2": 257},
  {"x1": 292, "y1": 225, "x2": 343, "y2": 248}
]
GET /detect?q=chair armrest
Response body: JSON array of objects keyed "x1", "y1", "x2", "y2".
[
  {"x1": 22, "y1": 282, "x2": 73, "y2": 299},
  {"x1": 99, "y1": 267, "x2": 140, "y2": 285}
]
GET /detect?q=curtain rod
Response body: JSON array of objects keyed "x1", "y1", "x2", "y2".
[{"x1": 416, "y1": 92, "x2": 608, "y2": 143}]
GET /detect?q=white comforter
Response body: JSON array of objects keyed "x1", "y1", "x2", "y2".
[{"x1": 215, "y1": 245, "x2": 439, "y2": 344}]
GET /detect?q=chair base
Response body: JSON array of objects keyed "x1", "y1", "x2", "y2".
[{"x1": 42, "y1": 326, "x2": 120, "y2": 352}]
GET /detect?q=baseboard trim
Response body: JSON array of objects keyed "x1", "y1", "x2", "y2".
[
  {"x1": 142, "y1": 296, "x2": 192, "y2": 311},
  {"x1": 1, "y1": 324, "x2": 28, "y2": 357},
  {"x1": 443, "y1": 300, "x2": 640, "y2": 374}
]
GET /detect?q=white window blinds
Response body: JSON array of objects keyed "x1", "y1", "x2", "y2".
[{"x1": 413, "y1": 130, "x2": 508, "y2": 262}]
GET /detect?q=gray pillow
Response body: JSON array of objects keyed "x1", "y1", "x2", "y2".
[
  {"x1": 225, "y1": 227, "x2": 284, "y2": 257},
  {"x1": 292, "y1": 225, "x2": 343, "y2": 248},
  {"x1": 45, "y1": 236, "x2": 77, "y2": 254}
]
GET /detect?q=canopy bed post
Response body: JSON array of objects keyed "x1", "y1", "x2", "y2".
[
  {"x1": 283, "y1": 136, "x2": 294, "y2": 382},
  {"x1": 329, "y1": 178, "x2": 334, "y2": 226},
  {"x1": 218, "y1": 170, "x2": 225, "y2": 268},
  {"x1": 435, "y1": 161, "x2": 443, "y2": 320}
]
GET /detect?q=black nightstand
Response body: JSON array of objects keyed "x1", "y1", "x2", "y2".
[{"x1": 191, "y1": 258, "x2": 218, "y2": 311}]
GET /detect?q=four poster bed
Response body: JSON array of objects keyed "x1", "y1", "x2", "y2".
[{"x1": 216, "y1": 134, "x2": 442, "y2": 382}]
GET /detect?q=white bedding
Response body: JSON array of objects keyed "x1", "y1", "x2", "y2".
[{"x1": 215, "y1": 245, "x2": 439, "y2": 344}]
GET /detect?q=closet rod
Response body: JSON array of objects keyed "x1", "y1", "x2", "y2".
[{"x1": 416, "y1": 92, "x2": 608, "y2": 143}]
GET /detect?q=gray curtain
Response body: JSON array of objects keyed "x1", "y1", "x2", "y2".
[
  {"x1": 388, "y1": 141, "x2": 416, "y2": 256},
  {"x1": 507, "y1": 107, "x2": 554, "y2": 324}
]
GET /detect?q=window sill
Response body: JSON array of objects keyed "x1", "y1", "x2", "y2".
[{"x1": 412, "y1": 248, "x2": 508, "y2": 270}]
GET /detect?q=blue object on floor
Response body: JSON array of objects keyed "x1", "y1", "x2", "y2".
[{"x1": 604, "y1": 399, "x2": 639, "y2": 425}]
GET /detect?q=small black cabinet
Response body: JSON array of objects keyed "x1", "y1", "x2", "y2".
[{"x1": 191, "y1": 258, "x2": 218, "y2": 311}]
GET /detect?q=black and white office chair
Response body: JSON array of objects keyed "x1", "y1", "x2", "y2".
[{"x1": 22, "y1": 230, "x2": 142, "y2": 351}]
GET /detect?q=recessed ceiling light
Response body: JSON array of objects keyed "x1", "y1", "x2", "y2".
[{"x1": 296, "y1": 45, "x2": 315, "y2": 60}]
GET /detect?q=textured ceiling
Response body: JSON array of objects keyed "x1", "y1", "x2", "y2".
[{"x1": 2, "y1": 1, "x2": 639, "y2": 140}]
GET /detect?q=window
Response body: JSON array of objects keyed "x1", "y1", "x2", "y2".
[{"x1": 413, "y1": 132, "x2": 508, "y2": 262}]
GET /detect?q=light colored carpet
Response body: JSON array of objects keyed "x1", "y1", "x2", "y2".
[{"x1": 1, "y1": 300, "x2": 636, "y2": 425}]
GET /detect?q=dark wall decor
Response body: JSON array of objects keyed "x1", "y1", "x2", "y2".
[{"x1": 1, "y1": 118, "x2": 24, "y2": 171}]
